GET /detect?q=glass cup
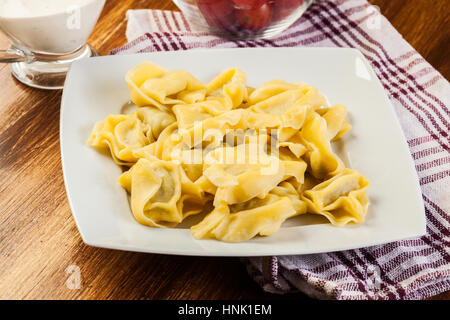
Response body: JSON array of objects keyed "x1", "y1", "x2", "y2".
[{"x1": 0, "y1": 0, "x2": 106, "y2": 90}]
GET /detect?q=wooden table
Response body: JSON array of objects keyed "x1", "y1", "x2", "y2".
[{"x1": 0, "y1": 0, "x2": 448, "y2": 300}]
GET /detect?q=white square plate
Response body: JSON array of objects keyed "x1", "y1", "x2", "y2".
[{"x1": 61, "y1": 47, "x2": 426, "y2": 256}]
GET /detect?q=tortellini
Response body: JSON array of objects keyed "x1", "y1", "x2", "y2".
[
  {"x1": 301, "y1": 112, "x2": 345, "y2": 179},
  {"x1": 206, "y1": 67, "x2": 248, "y2": 109},
  {"x1": 202, "y1": 142, "x2": 306, "y2": 207},
  {"x1": 126, "y1": 61, "x2": 206, "y2": 109},
  {"x1": 118, "y1": 158, "x2": 183, "y2": 227},
  {"x1": 302, "y1": 169, "x2": 370, "y2": 226},
  {"x1": 89, "y1": 61, "x2": 370, "y2": 243},
  {"x1": 191, "y1": 195, "x2": 298, "y2": 242},
  {"x1": 118, "y1": 158, "x2": 206, "y2": 227},
  {"x1": 88, "y1": 106, "x2": 175, "y2": 166}
]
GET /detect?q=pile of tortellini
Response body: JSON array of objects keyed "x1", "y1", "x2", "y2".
[{"x1": 88, "y1": 61, "x2": 370, "y2": 242}]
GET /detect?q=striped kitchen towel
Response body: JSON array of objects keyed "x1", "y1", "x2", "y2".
[{"x1": 112, "y1": 0, "x2": 450, "y2": 300}]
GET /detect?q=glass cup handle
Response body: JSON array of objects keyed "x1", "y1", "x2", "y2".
[{"x1": 0, "y1": 47, "x2": 35, "y2": 63}]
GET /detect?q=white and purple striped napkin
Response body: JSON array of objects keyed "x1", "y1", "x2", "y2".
[{"x1": 112, "y1": 0, "x2": 450, "y2": 300}]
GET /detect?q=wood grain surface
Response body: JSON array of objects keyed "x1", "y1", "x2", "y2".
[{"x1": 0, "y1": 0, "x2": 448, "y2": 300}]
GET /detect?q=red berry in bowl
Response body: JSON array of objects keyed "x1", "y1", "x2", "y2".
[
  {"x1": 197, "y1": 0, "x2": 236, "y2": 30},
  {"x1": 236, "y1": 2, "x2": 273, "y2": 31},
  {"x1": 232, "y1": 0, "x2": 267, "y2": 9},
  {"x1": 272, "y1": 0, "x2": 305, "y2": 22}
]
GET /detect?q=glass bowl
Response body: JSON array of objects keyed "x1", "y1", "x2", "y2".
[{"x1": 172, "y1": 0, "x2": 314, "y2": 40}]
